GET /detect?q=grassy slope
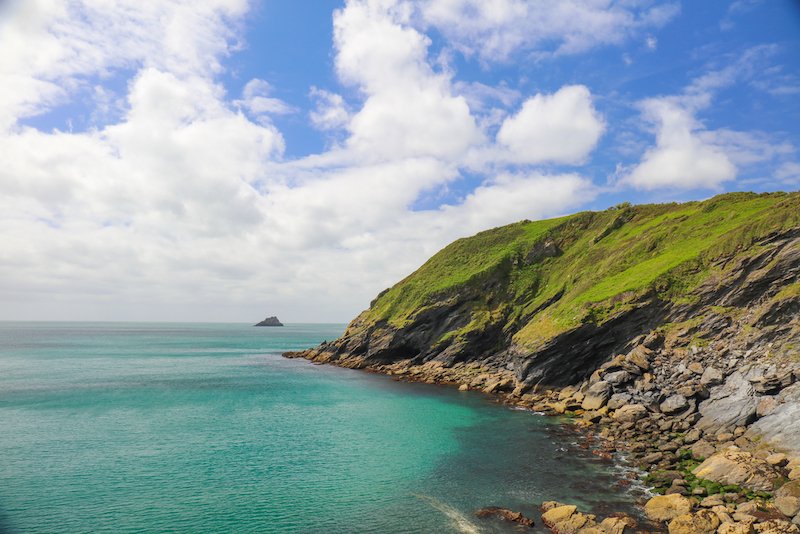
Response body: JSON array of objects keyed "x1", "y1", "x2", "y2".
[{"x1": 361, "y1": 192, "x2": 800, "y2": 352}]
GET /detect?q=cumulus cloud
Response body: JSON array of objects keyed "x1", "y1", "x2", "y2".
[
  {"x1": 621, "y1": 100, "x2": 736, "y2": 190},
  {"x1": 0, "y1": 0, "x2": 601, "y2": 322},
  {"x1": 419, "y1": 0, "x2": 680, "y2": 61},
  {"x1": 620, "y1": 45, "x2": 790, "y2": 191},
  {"x1": 334, "y1": 0, "x2": 483, "y2": 161},
  {"x1": 0, "y1": 0, "x2": 249, "y2": 130},
  {"x1": 496, "y1": 85, "x2": 605, "y2": 165}
]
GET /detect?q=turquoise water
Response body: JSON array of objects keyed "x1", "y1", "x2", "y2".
[{"x1": 0, "y1": 322, "x2": 640, "y2": 533}]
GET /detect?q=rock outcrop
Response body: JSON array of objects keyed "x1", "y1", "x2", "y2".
[
  {"x1": 692, "y1": 449, "x2": 781, "y2": 492},
  {"x1": 254, "y1": 316, "x2": 283, "y2": 327},
  {"x1": 285, "y1": 192, "x2": 800, "y2": 532},
  {"x1": 474, "y1": 506, "x2": 535, "y2": 527}
]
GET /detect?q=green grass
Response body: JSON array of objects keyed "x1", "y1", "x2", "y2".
[{"x1": 357, "y1": 192, "x2": 800, "y2": 350}]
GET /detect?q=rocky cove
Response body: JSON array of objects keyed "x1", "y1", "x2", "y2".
[{"x1": 286, "y1": 193, "x2": 800, "y2": 533}]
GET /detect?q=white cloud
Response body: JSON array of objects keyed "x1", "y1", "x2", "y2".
[
  {"x1": 419, "y1": 0, "x2": 680, "y2": 61},
  {"x1": 237, "y1": 79, "x2": 296, "y2": 117},
  {"x1": 621, "y1": 99, "x2": 736, "y2": 190},
  {"x1": 776, "y1": 162, "x2": 800, "y2": 185},
  {"x1": 434, "y1": 172, "x2": 595, "y2": 231},
  {"x1": 309, "y1": 88, "x2": 351, "y2": 131},
  {"x1": 645, "y1": 36, "x2": 657, "y2": 50},
  {"x1": 334, "y1": 0, "x2": 483, "y2": 161},
  {"x1": 0, "y1": 0, "x2": 600, "y2": 322},
  {"x1": 620, "y1": 45, "x2": 789, "y2": 191},
  {"x1": 0, "y1": 0, "x2": 249, "y2": 130},
  {"x1": 496, "y1": 85, "x2": 605, "y2": 165}
]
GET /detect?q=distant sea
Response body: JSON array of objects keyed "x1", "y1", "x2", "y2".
[{"x1": 0, "y1": 322, "x2": 642, "y2": 533}]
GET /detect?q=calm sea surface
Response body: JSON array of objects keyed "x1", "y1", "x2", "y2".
[{"x1": 0, "y1": 322, "x2": 642, "y2": 533}]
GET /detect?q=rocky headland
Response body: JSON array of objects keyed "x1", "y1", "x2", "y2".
[
  {"x1": 285, "y1": 192, "x2": 800, "y2": 533},
  {"x1": 255, "y1": 316, "x2": 283, "y2": 327}
]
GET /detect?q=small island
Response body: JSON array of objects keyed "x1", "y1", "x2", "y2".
[{"x1": 254, "y1": 316, "x2": 283, "y2": 327}]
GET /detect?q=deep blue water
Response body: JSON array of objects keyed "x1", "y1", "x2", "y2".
[{"x1": 0, "y1": 322, "x2": 641, "y2": 533}]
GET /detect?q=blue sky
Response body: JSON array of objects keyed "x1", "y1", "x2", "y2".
[{"x1": 1, "y1": 0, "x2": 799, "y2": 322}]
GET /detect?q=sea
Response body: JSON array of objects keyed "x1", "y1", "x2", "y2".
[{"x1": 0, "y1": 322, "x2": 644, "y2": 533}]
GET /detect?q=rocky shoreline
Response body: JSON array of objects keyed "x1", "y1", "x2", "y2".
[
  {"x1": 285, "y1": 326, "x2": 800, "y2": 533},
  {"x1": 284, "y1": 196, "x2": 800, "y2": 533}
]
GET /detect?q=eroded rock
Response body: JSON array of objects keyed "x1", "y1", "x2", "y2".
[
  {"x1": 644, "y1": 494, "x2": 693, "y2": 523},
  {"x1": 692, "y1": 448, "x2": 781, "y2": 492}
]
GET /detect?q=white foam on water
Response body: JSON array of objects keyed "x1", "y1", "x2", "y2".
[{"x1": 414, "y1": 494, "x2": 483, "y2": 534}]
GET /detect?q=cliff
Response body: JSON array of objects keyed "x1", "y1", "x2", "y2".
[
  {"x1": 288, "y1": 191, "x2": 800, "y2": 528},
  {"x1": 288, "y1": 192, "x2": 800, "y2": 450}
]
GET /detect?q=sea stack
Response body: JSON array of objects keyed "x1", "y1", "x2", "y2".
[{"x1": 254, "y1": 316, "x2": 283, "y2": 327}]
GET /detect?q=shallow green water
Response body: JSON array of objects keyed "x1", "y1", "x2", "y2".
[{"x1": 0, "y1": 322, "x2": 641, "y2": 533}]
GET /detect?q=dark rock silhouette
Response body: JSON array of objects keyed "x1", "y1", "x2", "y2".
[{"x1": 255, "y1": 316, "x2": 283, "y2": 327}]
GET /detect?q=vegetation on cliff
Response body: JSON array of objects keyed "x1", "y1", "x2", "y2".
[{"x1": 296, "y1": 191, "x2": 799, "y2": 389}]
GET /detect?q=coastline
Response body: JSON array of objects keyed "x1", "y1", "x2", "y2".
[{"x1": 284, "y1": 348, "x2": 800, "y2": 533}]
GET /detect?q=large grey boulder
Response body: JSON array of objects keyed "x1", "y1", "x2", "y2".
[
  {"x1": 700, "y1": 366, "x2": 724, "y2": 387},
  {"x1": 747, "y1": 382, "x2": 800, "y2": 455},
  {"x1": 613, "y1": 404, "x2": 648, "y2": 423},
  {"x1": 581, "y1": 381, "x2": 612, "y2": 410},
  {"x1": 660, "y1": 394, "x2": 689, "y2": 414},
  {"x1": 697, "y1": 370, "x2": 758, "y2": 432}
]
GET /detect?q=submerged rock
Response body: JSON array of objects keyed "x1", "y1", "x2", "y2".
[{"x1": 475, "y1": 506, "x2": 534, "y2": 527}]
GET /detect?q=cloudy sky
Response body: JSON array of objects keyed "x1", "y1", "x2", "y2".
[{"x1": 1, "y1": 0, "x2": 798, "y2": 323}]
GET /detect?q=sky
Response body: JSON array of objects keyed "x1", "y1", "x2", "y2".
[{"x1": 0, "y1": 0, "x2": 799, "y2": 323}]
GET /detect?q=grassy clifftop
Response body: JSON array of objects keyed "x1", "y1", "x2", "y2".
[{"x1": 360, "y1": 192, "x2": 800, "y2": 353}]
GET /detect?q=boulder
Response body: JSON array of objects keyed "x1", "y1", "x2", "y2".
[
  {"x1": 541, "y1": 504, "x2": 598, "y2": 533},
  {"x1": 641, "y1": 452, "x2": 664, "y2": 465},
  {"x1": 752, "y1": 519, "x2": 800, "y2": 533},
  {"x1": 776, "y1": 496, "x2": 800, "y2": 518},
  {"x1": 747, "y1": 383, "x2": 800, "y2": 455},
  {"x1": 607, "y1": 393, "x2": 632, "y2": 410},
  {"x1": 667, "y1": 510, "x2": 720, "y2": 534},
  {"x1": 688, "y1": 362, "x2": 705, "y2": 375},
  {"x1": 552, "y1": 513, "x2": 595, "y2": 533},
  {"x1": 644, "y1": 494, "x2": 693, "y2": 522},
  {"x1": 700, "y1": 367, "x2": 724, "y2": 387},
  {"x1": 661, "y1": 394, "x2": 689, "y2": 414},
  {"x1": 599, "y1": 515, "x2": 637, "y2": 534},
  {"x1": 604, "y1": 370, "x2": 632, "y2": 385},
  {"x1": 697, "y1": 371, "x2": 758, "y2": 432},
  {"x1": 581, "y1": 381, "x2": 612, "y2": 411},
  {"x1": 718, "y1": 522, "x2": 754, "y2": 534},
  {"x1": 613, "y1": 404, "x2": 648, "y2": 423},
  {"x1": 626, "y1": 346, "x2": 652, "y2": 371},
  {"x1": 692, "y1": 448, "x2": 781, "y2": 492},
  {"x1": 766, "y1": 453, "x2": 787, "y2": 466},
  {"x1": 542, "y1": 505, "x2": 577, "y2": 526},
  {"x1": 691, "y1": 440, "x2": 716, "y2": 460},
  {"x1": 751, "y1": 371, "x2": 795, "y2": 395},
  {"x1": 483, "y1": 377, "x2": 513, "y2": 393},
  {"x1": 777, "y1": 481, "x2": 800, "y2": 500}
]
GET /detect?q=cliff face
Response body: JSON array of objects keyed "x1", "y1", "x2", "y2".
[
  {"x1": 288, "y1": 192, "x2": 800, "y2": 454},
  {"x1": 287, "y1": 191, "x2": 800, "y2": 531},
  {"x1": 294, "y1": 193, "x2": 798, "y2": 375}
]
